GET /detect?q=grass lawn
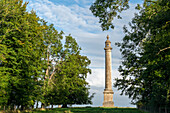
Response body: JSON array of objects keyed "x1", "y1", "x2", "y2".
[{"x1": 30, "y1": 107, "x2": 148, "y2": 113}]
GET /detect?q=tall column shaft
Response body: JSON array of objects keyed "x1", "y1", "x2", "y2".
[
  {"x1": 103, "y1": 35, "x2": 114, "y2": 107},
  {"x1": 105, "y1": 49, "x2": 112, "y2": 90}
]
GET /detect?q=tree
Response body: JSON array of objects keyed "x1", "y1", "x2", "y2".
[
  {"x1": 56, "y1": 35, "x2": 93, "y2": 107},
  {"x1": 32, "y1": 20, "x2": 93, "y2": 108},
  {"x1": 114, "y1": 0, "x2": 170, "y2": 109},
  {"x1": 36, "y1": 20, "x2": 63, "y2": 109},
  {"x1": 90, "y1": 0, "x2": 130, "y2": 30},
  {"x1": 0, "y1": 0, "x2": 45, "y2": 110},
  {"x1": 0, "y1": 0, "x2": 93, "y2": 111},
  {"x1": 40, "y1": 33, "x2": 94, "y2": 108},
  {"x1": 90, "y1": 0, "x2": 170, "y2": 109}
]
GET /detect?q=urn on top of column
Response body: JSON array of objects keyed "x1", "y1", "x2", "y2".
[{"x1": 104, "y1": 35, "x2": 112, "y2": 49}]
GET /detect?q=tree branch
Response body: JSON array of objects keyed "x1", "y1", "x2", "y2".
[
  {"x1": 48, "y1": 69, "x2": 56, "y2": 85},
  {"x1": 157, "y1": 47, "x2": 170, "y2": 55}
]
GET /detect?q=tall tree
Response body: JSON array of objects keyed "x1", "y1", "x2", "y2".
[
  {"x1": 57, "y1": 35, "x2": 93, "y2": 108},
  {"x1": 90, "y1": 0, "x2": 170, "y2": 109},
  {"x1": 0, "y1": 0, "x2": 93, "y2": 111},
  {"x1": 40, "y1": 33, "x2": 94, "y2": 108},
  {"x1": 35, "y1": 21, "x2": 93, "y2": 108},
  {"x1": 114, "y1": 0, "x2": 170, "y2": 108},
  {"x1": 0, "y1": 0, "x2": 45, "y2": 110},
  {"x1": 38, "y1": 21, "x2": 63, "y2": 108}
]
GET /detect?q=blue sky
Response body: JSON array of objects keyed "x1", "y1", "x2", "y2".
[{"x1": 24, "y1": 0, "x2": 143, "y2": 107}]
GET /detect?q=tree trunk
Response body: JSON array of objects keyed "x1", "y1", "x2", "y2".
[
  {"x1": 36, "y1": 101, "x2": 38, "y2": 109},
  {"x1": 165, "y1": 106, "x2": 167, "y2": 113},
  {"x1": 21, "y1": 105, "x2": 24, "y2": 111},
  {"x1": 62, "y1": 104, "x2": 67, "y2": 108},
  {"x1": 14, "y1": 105, "x2": 16, "y2": 112},
  {"x1": 58, "y1": 105, "x2": 62, "y2": 108},
  {"x1": 41, "y1": 103, "x2": 45, "y2": 109},
  {"x1": 31, "y1": 105, "x2": 34, "y2": 110},
  {"x1": 3, "y1": 106, "x2": 5, "y2": 111},
  {"x1": 51, "y1": 104, "x2": 53, "y2": 110},
  {"x1": 17, "y1": 105, "x2": 20, "y2": 110}
]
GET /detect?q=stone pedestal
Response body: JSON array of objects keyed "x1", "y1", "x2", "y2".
[
  {"x1": 103, "y1": 35, "x2": 114, "y2": 107},
  {"x1": 103, "y1": 90, "x2": 114, "y2": 107}
]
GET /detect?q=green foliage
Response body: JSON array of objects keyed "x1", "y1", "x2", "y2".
[
  {"x1": 90, "y1": 0, "x2": 160, "y2": 31},
  {"x1": 90, "y1": 0, "x2": 170, "y2": 108},
  {"x1": 40, "y1": 32, "x2": 93, "y2": 107},
  {"x1": 0, "y1": 0, "x2": 93, "y2": 110},
  {"x1": 37, "y1": 20, "x2": 64, "y2": 108},
  {"x1": 90, "y1": 0, "x2": 130, "y2": 30},
  {"x1": 56, "y1": 47, "x2": 93, "y2": 106},
  {"x1": 114, "y1": 0, "x2": 170, "y2": 108},
  {"x1": 0, "y1": 0, "x2": 45, "y2": 109}
]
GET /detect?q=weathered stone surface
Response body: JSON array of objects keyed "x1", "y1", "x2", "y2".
[{"x1": 103, "y1": 35, "x2": 114, "y2": 107}]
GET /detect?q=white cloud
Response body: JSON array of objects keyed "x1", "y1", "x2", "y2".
[
  {"x1": 87, "y1": 69, "x2": 121, "y2": 87},
  {"x1": 73, "y1": 0, "x2": 95, "y2": 5},
  {"x1": 87, "y1": 69, "x2": 105, "y2": 87},
  {"x1": 27, "y1": 0, "x2": 100, "y2": 34},
  {"x1": 74, "y1": 0, "x2": 79, "y2": 3}
]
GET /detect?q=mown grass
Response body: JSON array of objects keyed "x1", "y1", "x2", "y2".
[{"x1": 30, "y1": 107, "x2": 148, "y2": 113}]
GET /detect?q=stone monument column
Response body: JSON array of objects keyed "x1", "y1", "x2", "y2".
[{"x1": 103, "y1": 35, "x2": 114, "y2": 107}]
